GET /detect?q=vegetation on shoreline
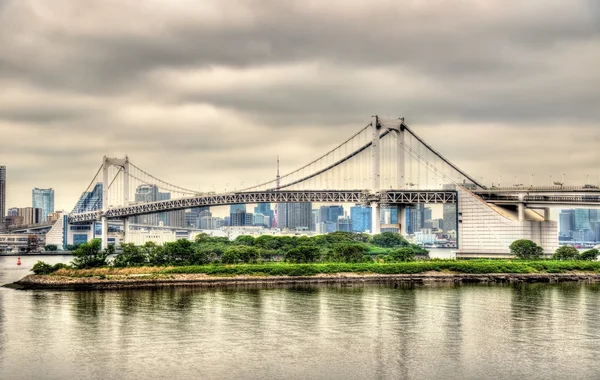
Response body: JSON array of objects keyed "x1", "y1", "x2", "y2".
[
  {"x1": 39, "y1": 260, "x2": 600, "y2": 278},
  {"x1": 30, "y1": 233, "x2": 600, "y2": 277}
]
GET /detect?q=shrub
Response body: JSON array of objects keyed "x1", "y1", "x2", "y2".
[
  {"x1": 509, "y1": 239, "x2": 543, "y2": 260},
  {"x1": 328, "y1": 243, "x2": 370, "y2": 263},
  {"x1": 32, "y1": 261, "x2": 69, "y2": 275},
  {"x1": 579, "y1": 249, "x2": 600, "y2": 261},
  {"x1": 32, "y1": 261, "x2": 55, "y2": 275},
  {"x1": 388, "y1": 247, "x2": 417, "y2": 262},
  {"x1": 372, "y1": 232, "x2": 409, "y2": 248},
  {"x1": 44, "y1": 244, "x2": 58, "y2": 252},
  {"x1": 552, "y1": 246, "x2": 580, "y2": 261},
  {"x1": 285, "y1": 246, "x2": 321, "y2": 263}
]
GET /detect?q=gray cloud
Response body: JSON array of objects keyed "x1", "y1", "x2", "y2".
[{"x1": 0, "y1": 0, "x2": 598, "y2": 210}]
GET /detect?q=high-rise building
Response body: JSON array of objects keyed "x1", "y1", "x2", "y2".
[
  {"x1": 73, "y1": 183, "x2": 103, "y2": 213},
  {"x1": 380, "y1": 206, "x2": 398, "y2": 224},
  {"x1": 406, "y1": 204, "x2": 425, "y2": 234},
  {"x1": 131, "y1": 184, "x2": 185, "y2": 227},
  {"x1": 559, "y1": 209, "x2": 575, "y2": 238},
  {"x1": 32, "y1": 188, "x2": 55, "y2": 223},
  {"x1": 0, "y1": 166, "x2": 5, "y2": 222},
  {"x1": 231, "y1": 209, "x2": 253, "y2": 226},
  {"x1": 254, "y1": 203, "x2": 274, "y2": 228},
  {"x1": 424, "y1": 207, "x2": 432, "y2": 221},
  {"x1": 351, "y1": 206, "x2": 372, "y2": 233},
  {"x1": 327, "y1": 206, "x2": 344, "y2": 223},
  {"x1": 337, "y1": 217, "x2": 352, "y2": 232},
  {"x1": 185, "y1": 207, "x2": 209, "y2": 228},
  {"x1": 17, "y1": 207, "x2": 42, "y2": 225},
  {"x1": 443, "y1": 204, "x2": 457, "y2": 232},
  {"x1": 278, "y1": 203, "x2": 312, "y2": 230},
  {"x1": 574, "y1": 209, "x2": 591, "y2": 231}
]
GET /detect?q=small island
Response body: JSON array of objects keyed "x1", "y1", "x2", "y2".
[{"x1": 9, "y1": 232, "x2": 600, "y2": 290}]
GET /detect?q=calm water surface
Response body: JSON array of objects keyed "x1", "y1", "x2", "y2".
[{"x1": 2, "y1": 255, "x2": 600, "y2": 380}]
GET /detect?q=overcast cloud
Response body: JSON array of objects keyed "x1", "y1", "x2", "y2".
[{"x1": 0, "y1": 0, "x2": 599, "y2": 211}]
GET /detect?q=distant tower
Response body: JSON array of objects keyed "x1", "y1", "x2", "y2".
[
  {"x1": 276, "y1": 155, "x2": 281, "y2": 190},
  {"x1": 274, "y1": 156, "x2": 280, "y2": 228}
]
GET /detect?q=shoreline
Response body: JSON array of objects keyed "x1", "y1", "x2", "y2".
[{"x1": 7, "y1": 272, "x2": 600, "y2": 291}]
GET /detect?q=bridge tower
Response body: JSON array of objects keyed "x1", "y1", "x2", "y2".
[
  {"x1": 101, "y1": 156, "x2": 130, "y2": 250},
  {"x1": 371, "y1": 115, "x2": 381, "y2": 234}
]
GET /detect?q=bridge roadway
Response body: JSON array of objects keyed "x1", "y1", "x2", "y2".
[
  {"x1": 68, "y1": 188, "x2": 600, "y2": 224},
  {"x1": 68, "y1": 190, "x2": 458, "y2": 224}
]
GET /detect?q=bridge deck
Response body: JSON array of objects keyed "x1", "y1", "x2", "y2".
[{"x1": 68, "y1": 190, "x2": 458, "y2": 223}]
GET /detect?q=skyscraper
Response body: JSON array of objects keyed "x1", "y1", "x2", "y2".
[
  {"x1": 0, "y1": 166, "x2": 5, "y2": 221},
  {"x1": 131, "y1": 184, "x2": 185, "y2": 227},
  {"x1": 73, "y1": 183, "x2": 103, "y2": 213},
  {"x1": 350, "y1": 206, "x2": 372, "y2": 232},
  {"x1": 278, "y1": 203, "x2": 312, "y2": 230},
  {"x1": 254, "y1": 203, "x2": 274, "y2": 227},
  {"x1": 32, "y1": 188, "x2": 54, "y2": 223},
  {"x1": 443, "y1": 204, "x2": 457, "y2": 232},
  {"x1": 559, "y1": 209, "x2": 575, "y2": 238}
]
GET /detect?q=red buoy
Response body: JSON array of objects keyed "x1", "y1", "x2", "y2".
[{"x1": 17, "y1": 257, "x2": 21, "y2": 266}]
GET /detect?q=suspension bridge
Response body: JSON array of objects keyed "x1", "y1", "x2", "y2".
[{"x1": 65, "y1": 116, "x2": 599, "y2": 258}]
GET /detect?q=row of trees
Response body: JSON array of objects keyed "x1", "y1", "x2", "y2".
[
  {"x1": 509, "y1": 239, "x2": 599, "y2": 261},
  {"x1": 63, "y1": 232, "x2": 428, "y2": 269}
]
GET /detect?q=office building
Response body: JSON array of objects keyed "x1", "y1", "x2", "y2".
[
  {"x1": 350, "y1": 206, "x2": 372, "y2": 233},
  {"x1": 443, "y1": 204, "x2": 457, "y2": 232},
  {"x1": 73, "y1": 183, "x2": 103, "y2": 213},
  {"x1": 559, "y1": 210, "x2": 574, "y2": 239},
  {"x1": 278, "y1": 203, "x2": 312, "y2": 230},
  {"x1": 131, "y1": 184, "x2": 185, "y2": 228},
  {"x1": 32, "y1": 188, "x2": 55, "y2": 222}
]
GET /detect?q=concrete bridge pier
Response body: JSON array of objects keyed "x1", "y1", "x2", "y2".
[
  {"x1": 371, "y1": 201, "x2": 381, "y2": 234},
  {"x1": 518, "y1": 194, "x2": 526, "y2": 222},
  {"x1": 398, "y1": 205, "x2": 407, "y2": 236},
  {"x1": 123, "y1": 217, "x2": 129, "y2": 244},
  {"x1": 101, "y1": 216, "x2": 108, "y2": 250}
]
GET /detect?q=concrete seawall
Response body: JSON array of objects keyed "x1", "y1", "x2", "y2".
[{"x1": 7, "y1": 273, "x2": 600, "y2": 291}]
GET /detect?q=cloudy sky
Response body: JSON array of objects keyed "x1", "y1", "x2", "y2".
[{"x1": 0, "y1": 0, "x2": 599, "y2": 212}]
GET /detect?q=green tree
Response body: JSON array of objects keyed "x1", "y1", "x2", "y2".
[
  {"x1": 43, "y1": 244, "x2": 58, "y2": 252},
  {"x1": 222, "y1": 246, "x2": 261, "y2": 264},
  {"x1": 552, "y1": 245, "x2": 580, "y2": 261},
  {"x1": 579, "y1": 249, "x2": 599, "y2": 261},
  {"x1": 113, "y1": 243, "x2": 147, "y2": 267},
  {"x1": 144, "y1": 242, "x2": 167, "y2": 266},
  {"x1": 163, "y1": 239, "x2": 195, "y2": 265},
  {"x1": 372, "y1": 232, "x2": 409, "y2": 248},
  {"x1": 388, "y1": 247, "x2": 417, "y2": 262},
  {"x1": 509, "y1": 239, "x2": 543, "y2": 260},
  {"x1": 285, "y1": 246, "x2": 321, "y2": 263},
  {"x1": 234, "y1": 235, "x2": 255, "y2": 246},
  {"x1": 330, "y1": 243, "x2": 370, "y2": 263},
  {"x1": 71, "y1": 239, "x2": 111, "y2": 269}
]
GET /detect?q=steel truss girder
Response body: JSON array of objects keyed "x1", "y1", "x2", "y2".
[{"x1": 68, "y1": 189, "x2": 459, "y2": 224}]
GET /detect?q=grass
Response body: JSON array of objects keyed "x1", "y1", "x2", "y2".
[{"x1": 48, "y1": 260, "x2": 600, "y2": 278}]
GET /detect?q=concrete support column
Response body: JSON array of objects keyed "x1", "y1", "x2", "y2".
[
  {"x1": 517, "y1": 193, "x2": 526, "y2": 222},
  {"x1": 372, "y1": 115, "x2": 381, "y2": 191},
  {"x1": 543, "y1": 208, "x2": 551, "y2": 221},
  {"x1": 101, "y1": 216, "x2": 108, "y2": 250},
  {"x1": 371, "y1": 202, "x2": 381, "y2": 234},
  {"x1": 123, "y1": 217, "x2": 129, "y2": 244},
  {"x1": 398, "y1": 205, "x2": 407, "y2": 236}
]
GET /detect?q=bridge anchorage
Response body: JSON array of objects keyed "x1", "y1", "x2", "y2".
[{"x1": 66, "y1": 115, "x2": 599, "y2": 258}]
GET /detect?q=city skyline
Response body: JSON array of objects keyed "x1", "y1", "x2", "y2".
[{"x1": 0, "y1": 1, "x2": 599, "y2": 212}]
